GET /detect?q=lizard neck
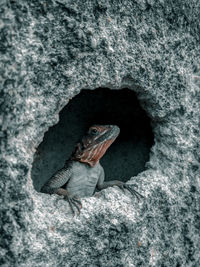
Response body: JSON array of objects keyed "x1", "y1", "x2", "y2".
[{"x1": 71, "y1": 138, "x2": 115, "y2": 167}]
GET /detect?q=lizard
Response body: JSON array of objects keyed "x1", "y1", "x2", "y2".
[{"x1": 41, "y1": 124, "x2": 143, "y2": 215}]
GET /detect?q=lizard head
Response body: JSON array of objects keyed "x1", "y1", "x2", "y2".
[{"x1": 71, "y1": 125, "x2": 120, "y2": 167}]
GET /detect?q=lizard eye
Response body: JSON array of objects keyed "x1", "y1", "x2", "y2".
[{"x1": 90, "y1": 128, "x2": 99, "y2": 135}]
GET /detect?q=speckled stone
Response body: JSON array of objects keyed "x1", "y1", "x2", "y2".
[{"x1": 0, "y1": 0, "x2": 200, "y2": 266}]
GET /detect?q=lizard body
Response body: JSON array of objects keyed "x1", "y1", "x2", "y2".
[{"x1": 41, "y1": 125, "x2": 143, "y2": 214}]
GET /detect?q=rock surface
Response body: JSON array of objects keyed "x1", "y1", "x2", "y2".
[{"x1": 1, "y1": 0, "x2": 200, "y2": 266}]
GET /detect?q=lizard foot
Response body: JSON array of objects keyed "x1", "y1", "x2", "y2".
[
  {"x1": 117, "y1": 183, "x2": 144, "y2": 201},
  {"x1": 64, "y1": 195, "x2": 82, "y2": 216},
  {"x1": 56, "y1": 189, "x2": 82, "y2": 215}
]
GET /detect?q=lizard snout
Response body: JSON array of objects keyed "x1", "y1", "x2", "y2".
[{"x1": 109, "y1": 125, "x2": 120, "y2": 139}]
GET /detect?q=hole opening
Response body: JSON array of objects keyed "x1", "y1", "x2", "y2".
[{"x1": 32, "y1": 88, "x2": 154, "y2": 192}]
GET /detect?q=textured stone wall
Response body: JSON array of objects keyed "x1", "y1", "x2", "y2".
[{"x1": 1, "y1": 0, "x2": 200, "y2": 266}]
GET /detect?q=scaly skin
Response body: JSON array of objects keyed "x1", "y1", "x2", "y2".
[{"x1": 41, "y1": 125, "x2": 143, "y2": 215}]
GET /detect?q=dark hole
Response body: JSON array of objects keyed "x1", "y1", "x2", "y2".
[{"x1": 32, "y1": 88, "x2": 154, "y2": 192}]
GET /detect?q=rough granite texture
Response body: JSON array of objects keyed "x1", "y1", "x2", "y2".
[{"x1": 0, "y1": 0, "x2": 200, "y2": 266}]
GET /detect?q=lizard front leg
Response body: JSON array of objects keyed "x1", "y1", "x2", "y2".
[
  {"x1": 96, "y1": 169, "x2": 144, "y2": 200},
  {"x1": 41, "y1": 162, "x2": 82, "y2": 215}
]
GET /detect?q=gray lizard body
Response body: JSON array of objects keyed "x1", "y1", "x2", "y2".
[{"x1": 41, "y1": 125, "x2": 143, "y2": 214}]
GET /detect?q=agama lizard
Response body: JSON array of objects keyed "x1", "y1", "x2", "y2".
[{"x1": 41, "y1": 125, "x2": 143, "y2": 215}]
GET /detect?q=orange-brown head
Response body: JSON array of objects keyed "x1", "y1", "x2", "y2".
[{"x1": 71, "y1": 125, "x2": 120, "y2": 167}]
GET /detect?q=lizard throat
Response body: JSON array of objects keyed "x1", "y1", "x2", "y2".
[{"x1": 74, "y1": 139, "x2": 115, "y2": 167}]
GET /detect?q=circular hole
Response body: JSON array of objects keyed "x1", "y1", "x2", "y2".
[{"x1": 32, "y1": 88, "x2": 154, "y2": 192}]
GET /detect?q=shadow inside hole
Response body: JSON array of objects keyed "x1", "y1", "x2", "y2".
[{"x1": 32, "y1": 88, "x2": 154, "y2": 192}]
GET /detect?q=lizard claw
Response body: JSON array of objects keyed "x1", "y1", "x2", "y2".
[
  {"x1": 64, "y1": 195, "x2": 82, "y2": 215},
  {"x1": 118, "y1": 183, "x2": 144, "y2": 201}
]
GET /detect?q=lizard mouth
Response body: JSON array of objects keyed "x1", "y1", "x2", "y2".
[
  {"x1": 88, "y1": 125, "x2": 120, "y2": 147},
  {"x1": 97, "y1": 125, "x2": 120, "y2": 143}
]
